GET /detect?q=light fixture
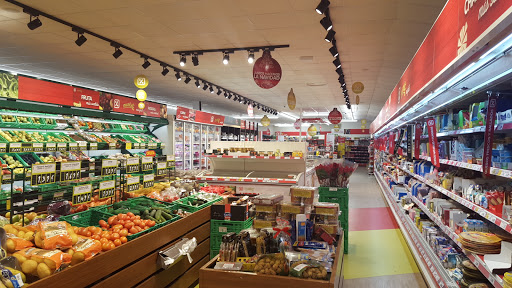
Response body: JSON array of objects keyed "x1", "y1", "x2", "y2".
[
  {"x1": 75, "y1": 33, "x2": 87, "y2": 46},
  {"x1": 329, "y1": 45, "x2": 338, "y2": 57},
  {"x1": 202, "y1": 83, "x2": 208, "y2": 91},
  {"x1": 320, "y1": 15, "x2": 332, "y2": 31},
  {"x1": 325, "y1": 30, "x2": 335, "y2": 42},
  {"x1": 184, "y1": 75, "x2": 191, "y2": 84},
  {"x1": 27, "y1": 15, "x2": 42, "y2": 30},
  {"x1": 112, "y1": 46, "x2": 123, "y2": 59},
  {"x1": 195, "y1": 79, "x2": 201, "y2": 88},
  {"x1": 142, "y1": 57, "x2": 151, "y2": 69},
  {"x1": 316, "y1": 0, "x2": 330, "y2": 15},
  {"x1": 279, "y1": 112, "x2": 298, "y2": 120},
  {"x1": 175, "y1": 71, "x2": 182, "y2": 81},
  {"x1": 192, "y1": 54, "x2": 199, "y2": 66},
  {"x1": 333, "y1": 58, "x2": 341, "y2": 68},
  {"x1": 161, "y1": 65, "x2": 169, "y2": 76},
  {"x1": 233, "y1": 95, "x2": 238, "y2": 101},
  {"x1": 228, "y1": 93, "x2": 233, "y2": 99},
  {"x1": 248, "y1": 50, "x2": 255, "y2": 63},
  {"x1": 222, "y1": 52, "x2": 229, "y2": 65},
  {"x1": 180, "y1": 55, "x2": 186, "y2": 67},
  {"x1": 335, "y1": 67, "x2": 343, "y2": 75},
  {"x1": 210, "y1": 86, "x2": 215, "y2": 93},
  {"x1": 217, "y1": 88, "x2": 222, "y2": 95},
  {"x1": 224, "y1": 91, "x2": 228, "y2": 98}
]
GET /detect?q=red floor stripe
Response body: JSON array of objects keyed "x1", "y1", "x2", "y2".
[{"x1": 349, "y1": 207, "x2": 399, "y2": 231}]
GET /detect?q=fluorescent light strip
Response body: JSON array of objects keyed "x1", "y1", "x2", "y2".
[
  {"x1": 278, "y1": 112, "x2": 298, "y2": 120},
  {"x1": 302, "y1": 112, "x2": 329, "y2": 117},
  {"x1": 235, "y1": 115, "x2": 279, "y2": 119},
  {"x1": 479, "y1": 32, "x2": 512, "y2": 60}
]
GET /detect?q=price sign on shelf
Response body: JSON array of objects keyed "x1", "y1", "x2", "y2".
[
  {"x1": 101, "y1": 159, "x2": 118, "y2": 176},
  {"x1": 57, "y1": 143, "x2": 67, "y2": 152},
  {"x1": 33, "y1": 143, "x2": 43, "y2": 152},
  {"x1": 60, "y1": 161, "x2": 81, "y2": 182},
  {"x1": 109, "y1": 143, "x2": 116, "y2": 150},
  {"x1": 166, "y1": 155, "x2": 174, "y2": 168},
  {"x1": 22, "y1": 143, "x2": 33, "y2": 152},
  {"x1": 0, "y1": 143, "x2": 6, "y2": 153},
  {"x1": 141, "y1": 156, "x2": 153, "y2": 171},
  {"x1": 89, "y1": 143, "x2": 98, "y2": 150},
  {"x1": 157, "y1": 162, "x2": 167, "y2": 176},
  {"x1": 161, "y1": 143, "x2": 165, "y2": 149},
  {"x1": 126, "y1": 157, "x2": 140, "y2": 173},
  {"x1": 31, "y1": 163, "x2": 56, "y2": 186},
  {"x1": 9, "y1": 143, "x2": 21, "y2": 153},
  {"x1": 45, "y1": 143, "x2": 56, "y2": 152},
  {"x1": 125, "y1": 142, "x2": 132, "y2": 150},
  {"x1": 78, "y1": 141, "x2": 87, "y2": 150},
  {"x1": 148, "y1": 143, "x2": 157, "y2": 149},
  {"x1": 126, "y1": 176, "x2": 140, "y2": 192},
  {"x1": 133, "y1": 143, "x2": 140, "y2": 149},
  {"x1": 143, "y1": 174, "x2": 154, "y2": 188},
  {"x1": 99, "y1": 180, "x2": 116, "y2": 200},
  {"x1": 72, "y1": 184, "x2": 92, "y2": 205},
  {"x1": 68, "y1": 142, "x2": 78, "y2": 151}
]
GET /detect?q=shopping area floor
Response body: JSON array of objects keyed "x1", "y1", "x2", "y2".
[{"x1": 343, "y1": 167, "x2": 427, "y2": 287}]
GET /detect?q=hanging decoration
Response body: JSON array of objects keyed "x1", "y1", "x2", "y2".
[
  {"x1": 356, "y1": 95, "x2": 360, "y2": 105},
  {"x1": 247, "y1": 104, "x2": 254, "y2": 117},
  {"x1": 287, "y1": 88, "x2": 296, "y2": 110},
  {"x1": 138, "y1": 102, "x2": 145, "y2": 109},
  {"x1": 307, "y1": 124, "x2": 317, "y2": 136},
  {"x1": 328, "y1": 108, "x2": 342, "y2": 124},
  {"x1": 261, "y1": 115, "x2": 271, "y2": 127},
  {"x1": 294, "y1": 119, "x2": 301, "y2": 130},
  {"x1": 134, "y1": 75, "x2": 149, "y2": 89},
  {"x1": 352, "y1": 82, "x2": 364, "y2": 94},
  {"x1": 253, "y1": 50, "x2": 282, "y2": 89},
  {"x1": 136, "y1": 90, "x2": 147, "y2": 102},
  {"x1": 333, "y1": 124, "x2": 340, "y2": 132}
]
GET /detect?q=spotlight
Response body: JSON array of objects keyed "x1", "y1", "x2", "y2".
[
  {"x1": 195, "y1": 79, "x2": 201, "y2": 88},
  {"x1": 325, "y1": 30, "x2": 335, "y2": 42},
  {"x1": 320, "y1": 15, "x2": 332, "y2": 31},
  {"x1": 180, "y1": 55, "x2": 186, "y2": 67},
  {"x1": 333, "y1": 58, "x2": 341, "y2": 68},
  {"x1": 112, "y1": 46, "x2": 123, "y2": 59},
  {"x1": 316, "y1": 0, "x2": 330, "y2": 15},
  {"x1": 257, "y1": 104, "x2": 261, "y2": 110},
  {"x1": 342, "y1": 83, "x2": 346, "y2": 87},
  {"x1": 217, "y1": 88, "x2": 222, "y2": 95},
  {"x1": 161, "y1": 65, "x2": 169, "y2": 76},
  {"x1": 233, "y1": 95, "x2": 238, "y2": 101},
  {"x1": 222, "y1": 52, "x2": 229, "y2": 65},
  {"x1": 203, "y1": 83, "x2": 208, "y2": 91},
  {"x1": 75, "y1": 33, "x2": 87, "y2": 46},
  {"x1": 248, "y1": 50, "x2": 255, "y2": 64},
  {"x1": 175, "y1": 71, "x2": 182, "y2": 81},
  {"x1": 184, "y1": 75, "x2": 191, "y2": 84},
  {"x1": 192, "y1": 54, "x2": 199, "y2": 66},
  {"x1": 224, "y1": 91, "x2": 228, "y2": 98},
  {"x1": 27, "y1": 15, "x2": 42, "y2": 30},
  {"x1": 335, "y1": 67, "x2": 343, "y2": 75},
  {"x1": 142, "y1": 57, "x2": 151, "y2": 69},
  {"x1": 210, "y1": 86, "x2": 215, "y2": 93},
  {"x1": 329, "y1": 45, "x2": 338, "y2": 57},
  {"x1": 228, "y1": 94, "x2": 233, "y2": 99}
]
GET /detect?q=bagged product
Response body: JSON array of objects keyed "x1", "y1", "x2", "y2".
[
  {"x1": 290, "y1": 260, "x2": 328, "y2": 280},
  {"x1": 14, "y1": 247, "x2": 72, "y2": 279},
  {"x1": 35, "y1": 221, "x2": 77, "y2": 250},
  {"x1": 5, "y1": 234, "x2": 33, "y2": 253},
  {"x1": 68, "y1": 238, "x2": 102, "y2": 265},
  {"x1": 0, "y1": 256, "x2": 26, "y2": 288},
  {"x1": 254, "y1": 253, "x2": 288, "y2": 276}
]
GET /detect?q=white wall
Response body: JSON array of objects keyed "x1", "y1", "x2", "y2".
[{"x1": 270, "y1": 120, "x2": 370, "y2": 138}]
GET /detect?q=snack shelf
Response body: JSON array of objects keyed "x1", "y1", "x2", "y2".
[
  {"x1": 418, "y1": 155, "x2": 512, "y2": 180},
  {"x1": 206, "y1": 155, "x2": 303, "y2": 160},
  {"x1": 420, "y1": 123, "x2": 512, "y2": 140},
  {"x1": 375, "y1": 172, "x2": 458, "y2": 288},
  {"x1": 396, "y1": 164, "x2": 512, "y2": 234},
  {"x1": 407, "y1": 190, "x2": 504, "y2": 288}
]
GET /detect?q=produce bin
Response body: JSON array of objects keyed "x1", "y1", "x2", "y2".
[
  {"x1": 210, "y1": 218, "x2": 253, "y2": 254},
  {"x1": 176, "y1": 195, "x2": 222, "y2": 212},
  {"x1": 60, "y1": 209, "x2": 112, "y2": 227},
  {"x1": 0, "y1": 115, "x2": 19, "y2": 128}
]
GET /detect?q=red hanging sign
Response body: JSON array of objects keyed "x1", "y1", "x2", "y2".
[
  {"x1": 328, "y1": 108, "x2": 342, "y2": 124},
  {"x1": 414, "y1": 123, "x2": 422, "y2": 159},
  {"x1": 253, "y1": 50, "x2": 282, "y2": 89},
  {"x1": 389, "y1": 132, "x2": 395, "y2": 154},
  {"x1": 482, "y1": 94, "x2": 498, "y2": 176},
  {"x1": 426, "y1": 118, "x2": 440, "y2": 167},
  {"x1": 73, "y1": 88, "x2": 100, "y2": 109},
  {"x1": 175, "y1": 106, "x2": 225, "y2": 125}
]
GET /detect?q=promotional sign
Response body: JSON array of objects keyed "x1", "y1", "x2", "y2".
[
  {"x1": 294, "y1": 119, "x2": 301, "y2": 130},
  {"x1": 72, "y1": 184, "x2": 92, "y2": 205},
  {"x1": 143, "y1": 174, "x2": 155, "y2": 189},
  {"x1": 343, "y1": 129, "x2": 369, "y2": 135},
  {"x1": 482, "y1": 94, "x2": 498, "y2": 176},
  {"x1": 126, "y1": 157, "x2": 140, "y2": 173},
  {"x1": 307, "y1": 124, "x2": 317, "y2": 136},
  {"x1": 426, "y1": 118, "x2": 440, "y2": 167},
  {"x1": 136, "y1": 90, "x2": 147, "y2": 102},
  {"x1": 253, "y1": 50, "x2": 282, "y2": 89},
  {"x1": 31, "y1": 163, "x2": 56, "y2": 186},
  {"x1": 333, "y1": 124, "x2": 340, "y2": 132},
  {"x1": 99, "y1": 180, "x2": 116, "y2": 200},
  {"x1": 134, "y1": 75, "x2": 149, "y2": 89},
  {"x1": 157, "y1": 162, "x2": 167, "y2": 176},
  {"x1": 389, "y1": 132, "x2": 395, "y2": 154},
  {"x1": 414, "y1": 123, "x2": 422, "y2": 159},
  {"x1": 141, "y1": 156, "x2": 153, "y2": 171},
  {"x1": 73, "y1": 88, "x2": 100, "y2": 109},
  {"x1": 167, "y1": 155, "x2": 174, "y2": 168},
  {"x1": 60, "y1": 161, "x2": 81, "y2": 182},
  {"x1": 240, "y1": 120, "x2": 246, "y2": 130},
  {"x1": 247, "y1": 104, "x2": 254, "y2": 117},
  {"x1": 101, "y1": 159, "x2": 117, "y2": 176},
  {"x1": 407, "y1": 125, "x2": 413, "y2": 161},
  {"x1": 328, "y1": 108, "x2": 342, "y2": 124},
  {"x1": 394, "y1": 129, "x2": 405, "y2": 155},
  {"x1": 261, "y1": 115, "x2": 270, "y2": 127},
  {"x1": 126, "y1": 176, "x2": 140, "y2": 192},
  {"x1": 175, "y1": 106, "x2": 225, "y2": 125},
  {"x1": 113, "y1": 95, "x2": 144, "y2": 115},
  {"x1": 352, "y1": 82, "x2": 364, "y2": 94}
]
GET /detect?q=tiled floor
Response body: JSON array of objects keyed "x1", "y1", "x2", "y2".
[{"x1": 342, "y1": 167, "x2": 427, "y2": 288}]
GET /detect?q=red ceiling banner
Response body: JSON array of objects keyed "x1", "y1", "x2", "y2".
[
  {"x1": 18, "y1": 76, "x2": 74, "y2": 106},
  {"x1": 73, "y1": 87, "x2": 100, "y2": 110},
  {"x1": 371, "y1": 0, "x2": 512, "y2": 133},
  {"x1": 175, "y1": 106, "x2": 225, "y2": 126},
  {"x1": 113, "y1": 95, "x2": 144, "y2": 115}
]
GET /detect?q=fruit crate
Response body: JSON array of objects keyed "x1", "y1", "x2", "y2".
[
  {"x1": 16, "y1": 116, "x2": 35, "y2": 128},
  {"x1": 176, "y1": 195, "x2": 222, "y2": 212},
  {"x1": 38, "y1": 117, "x2": 57, "y2": 130},
  {"x1": 0, "y1": 115, "x2": 19, "y2": 128},
  {"x1": 127, "y1": 212, "x2": 180, "y2": 241},
  {"x1": 60, "y1": 209, "x2": 112, "y2": 227},
  {"x1": 109, "y1": 124, "x2": 125, "y2": 133},
  {"x1": 17, "y1": 152, "x2": 43, "y2": 167},
  {"x1": 1, "y1": 153, "x2": 29, "y2": 167},
  {"x1": 128, "y1": 196, "x2": 175, "y2": 209},
  {"x1": 210, "y1": 218, "x2": 253, "y2": 252},
  {"x1": 0, "y1": 134, "x2": 9, "y2": 143},
  {"x1": 49, "y1": 132, "x2": 76, "y2": 143}
]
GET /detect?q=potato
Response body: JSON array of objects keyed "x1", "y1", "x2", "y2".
[
  {"x1": 5, "y1": 239, "x2": 15, "y2": 253},
  {"x1": 36, "y1": 263, "x2": 51, "y2": 279},
  {"x1": 71, "y1": 233, "x2": 78, "y2": 245},
  {"x1": 65, "y1": 249, "x2": 74, "y2": 256},
  {"x1": 32, "y1": 257, "x2": 43, "y2": 264},
  {"x1": 12, "y1": 253, "x2": 26, "y2": 264},
  {"x1": 23, "y1": 231, "x2": 34, "y2": 241},
  {"x1": 43, "y1": 259, "x2": 56, "y2": 272},
  {"x1": 21, "y1": 259, "x2": 38, "y2": 275},
  {"x1": 71, "y1": 252, "x2": 85, "y2": 266},
  {"x1": 16, "y1": 231, "x2": 25, "y2": 239},
  {"x1": 34, "y1": 232, "x2": 43, "y2": 248}
]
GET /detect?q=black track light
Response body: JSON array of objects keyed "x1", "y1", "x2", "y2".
[
  {"x1": 184, "y1": 75, "x2": 191, "y2": 84},
  {"x1": 333, "y1": 58, "x2": 341, "y2": 68},
  {"x1": 175, "y1": 71, "x2": 182, "y2": 81},
  {"x1": 325, "y1": 30, "x2": 335, "y2": 43},
  {"x1": 320, "y1": 15, "x2": 332, "y2": 31},
  {"x1": 224, "y1": 91, "x2": 228, "y2": 98},
  {"x1": 248, "y1": 50, "x2": 255, "y2": 64},
  {"x1": 192, "y1": 54, "x2": 199, "y2": 66},
  {"x1": 195, "y1": 79, "x2": 201, "y2": 88},
  {"x1": 228, "y1": 93, "x2": 233, "y2": 99},
  {"x1": 233, "y1": 95, "x2": 238, "y2": 101},
  {"x1": 180, "y1": 55, "x2": 186, "y2": 67},
  {"x1": 142, "y1": 58, "x2": 151, "y2": 69},
  {"x1": 329, "y1": 45, "x2": 338, "y2": 57},
  {"x1": 27, "y1": 15, "x2": 42, "y2": 30},
  {"x1": 342, "y1": 83, "x2": 346, "y2": 87},
  {"x1": 217, "y1": 88, "x2": 222, "y2": 95},
  {"x1": 112, "y1": 46, "x2": 123, "y2": 59},
  {"x1": 335, "y1": 67, "x2": 343, "y2": 75},
  {"x1": 222, "y1": 52, "x2": 230, "y2": 65},
  {"x1": 316, "y1": 0, "x2": 330, "y2": 15},
  {"x1": 75, "y1": 33, "x2": 87, "y2": 46},
  {"x1": 209, "y1": 86, "x2": 214, "y2": 94},
  {"x1": 203, "y1": 83, "x2": 208, "y2": 91},
  {"x1": 161, "y1": 65, "x2": 169, "y2": 76}
]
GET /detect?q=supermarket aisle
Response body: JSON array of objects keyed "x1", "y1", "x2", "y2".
[{"x1": 343, "y1": 167, "x2": 427, "y2": 288}]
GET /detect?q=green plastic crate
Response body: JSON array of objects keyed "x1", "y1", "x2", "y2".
[
  {"x1": 0, "y1": 115, "x2": 19, "y2": 128},
  {"x1": 60, "y1": 209, "x2": 112, "y2": 227},
  {"x1": 128, "y1": 196, "x2": 174, "y2": 209},
  {"x1": 318, "y1": 187, "x2": 348, "y2": 197},
  {"x1": 210, "y1": 248, "x2": 219, "y2": 260},
  {"x1": 16, "y1": 116, "x2": 35, "y2": 128},
  {"x1": 177, "y1": 195, "x2": 222, "y2": 212},
  {"x1": 126, "y1": 213, "x2": 180, "y2": 241},
  {"x1": 210, "y1": 218, "x2": 253, "y2": 251}
]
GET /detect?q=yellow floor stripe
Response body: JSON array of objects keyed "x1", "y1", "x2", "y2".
[{"x1": 343, "y1": 229, "x2": 419, "y2": 279}]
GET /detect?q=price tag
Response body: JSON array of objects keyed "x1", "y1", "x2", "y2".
[
  {"x1": 141, "y1": 156, "x2": 153, "y2": 171},
  {"x1": 45, "y1": 142, "x2": 56, "y2": 152},
  {"x1": 125, "y1": 142, "x2": 132, "y2": 150},
  {"x1": 500, "y1": 221, "x2": 508, "y2": 230},
  {"x1": 126, "y1": 157, "x2": 140, "y2": 173},
  {"x1": 133, "y1": 143, "x2": 140, "y2": 149},
  {"x1": 140, "y1": 143, "x2": 147, "y2": 149},
  {"x1": 68, "y1": 142, "x2": 78, "y2": 151},
  {"x1": 166, "y1": 155, "x2": 174, "y2": 168},
  {"x1": 157, "y1": 162, "x2": 167, "y2": 176},
  {"x1": 9, "y1": 143, "x2": 21, "y2": 153},
  {"x1": 109, "y1": 143, "x2": 116, "y2": 149},
  {"x1": 22, "y1": 143, "x2": 33, "y2": 152},
  {"x1": 99, "y1": 180, "x2": 116, "y2": 199},
  {"x1": 72, "y1": 184, "x2": 92, "y2": 205},
  {"x1": 53, "y1": 191, "x2": 64, "y2": 200},
  {"x1": 149, "y1": 143, "x2": 157, "y2": 149},
  {"x1": 77, "y1": 141, "x2": 87, "y2": 150},
  {"x1": 101, "y1": 159, "x2": 118, "y2": 176},
  {"x1": 32, "y1": 143, "x2": 43, "y2": 152},
  {"x1": 143, "y1": 174, "x2": 154, "y2": 188},
  {"x1": 90, "y1": 143, "x2": 98, "y2": 150},
  {"x1": 57, "y1": 143, "x2": 67, "y2": 152},
  {"x1": 0, "y1": 143, "x2": 6, "y2": 153},
  {"x1": 60, "y1": 161, "x2": 81, "y2": 182},
  {"x1": 31, "y1": 163, "x2": 56, "y2": 186},
  {"x1": 126, "y1": 176, "x2": 140, "y2": 192},
  {"x1": 160, "y1": 143, "x2": 165, "y2": 149}
]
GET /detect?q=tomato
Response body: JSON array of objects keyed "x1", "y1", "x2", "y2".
[
  {"x1": 133, "y1": 219, "x2": 141, "y2": 227},
  {"x1": 73, "y1": 227, "x2": 79, "y2": 233},
  {"x1": 85, "y1": 231, "x2": 92, "y2": 237},
  {"x1": 147, "y1": 221, "x2": 155, "y2": 227},
  {"x1": 107, "y1": 216, "x2": 115, "y2": 225},
  {"x1": 111, "y1": 218, "x2": 119, "y2": 226},
  {"x1": 135, "y1": 226, "x2": 142, "y2": 232},
  {"x1": 113, "y1": 239, "x2": 122, "y2": 247},
  {"x1": 124, "y1": 222, "x2": 134, "y2": 230},
  {"x1": 93, "y1": 228, "x2": 102, "y2": 235},
  {"x1": 129, "y1": 227, "x2": 138, "y2": 234},
  {"x1": 143, "y1": 226, "x2": 149, "y2": 230},
  {"x1": 111, "y1": 233, "x2": 120, "y2": 240},
  {"x1": 101, "y1": 231, "x2": 110, "y2": 239},
  {"x1": 108, "y1": 242, "x2": 116, "y2": 250},
  {"x1": 120, "y1": 236, "x2": 128, "y2": 244},
  {"x1": 126, "y1": 212, "x2": 135, "y2": 218},
  {"x1": 100, "y1": 237, "x2": 109, "y2": 243},
  {"x1": 91, "y1": 234, "x2": 101, "y2": 240},
  {"x1": 119, "y1": 229, "x2": 128, "y2": 237},
  {"x1": 112, "y1": 224, "x2": 123, "y2": 230},
  {"x1": 102, "y1": 242, "x2": 111, "y2": 251},
  {"x1": 118, "y1": 220, "x2": 125, "y2": 226},
  {"x1": 88, "y1": 226, "x2": 97, "y2": 233},
  {"x1": 134, "y1": 215, "x2": 141, "y2": 220},
  {"x1": 112, "y1": 228, "x2": 120, "y2": 234}
]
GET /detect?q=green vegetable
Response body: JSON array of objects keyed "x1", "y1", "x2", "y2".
[
  {"x1": 155, "y1": 210, "x2": 162, "y2": 220},
  {"x1": 150, "y1": 210, "x2": 156, "y2": 218},
  {"x1": 161, "y1": 211, "x2": 173, "y2": 220}
]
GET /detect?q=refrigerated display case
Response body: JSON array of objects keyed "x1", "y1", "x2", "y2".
[
  {"x1": 174, "y1": 121, "x2": 184, "y2": 170},
  {"x1": 174, "y1": 120, "x2": 222, "y2": 170},
  {"x1": 184, "y1": 122, "x2": 192, "y2": 170},
  {"x1": 192, "y1": 124, "x2": 201, "y2": 169}
]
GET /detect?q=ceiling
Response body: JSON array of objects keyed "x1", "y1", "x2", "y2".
[{"x1": 0, "y1": 0, "x2": 446, "y2": 123}]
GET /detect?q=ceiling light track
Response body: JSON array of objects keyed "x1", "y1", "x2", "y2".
[{"x1": 6, "y1": 0, "x2": 278, "y2": 115}]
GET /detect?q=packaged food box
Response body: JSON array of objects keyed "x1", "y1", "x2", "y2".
[
  {"x1": 252, "y1": 194, "x2": 283, "y2": 205},
  {"x1": 253, "y1": 219, "x2": 276, "y2": 229},
  {"x1": 290, "y1": 186, "x2": 316, "y2": 205},
  {"x1": 313, "y1": 202, "x2": 339, "y2": 216},
  {"x1": 280, "y1": 202, "x2": 305, "y2": 214}
]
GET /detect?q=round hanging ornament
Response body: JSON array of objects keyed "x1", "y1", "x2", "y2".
[
  {"x1": 287, "y1": 88, "x2": 296, "y2": 110},
  {"x1": 328, "y1": 108, "x2": 342, "y2": 124},
  {"x1": 134, "y1": 75, "x2": 149, "y2": 89},
  {"x1": 307, "y1": 124, "x2": 317, "y2": 136},
  {"x1": 261, "y1": 115, "x2": 271, "y2": 127},
  {"x1": 136, "y1": 89, "x2": 147, "y2": 102},
  {"x1": 356, "y1": 95, "x2": 360, "y2": 105},
  {"x1": 138, "y1": 102, "x2": 145, "y2": 109},
  {"x1": 294, "y1": 119, "x2": 301, "y2": 130},
  {"x1": 253, "y1": 50, "x2": 282, "y2": 89}
]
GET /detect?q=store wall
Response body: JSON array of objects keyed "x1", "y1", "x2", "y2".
[{"x1": 269, "y1": 120, "x2": 370, "y2": 138}]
